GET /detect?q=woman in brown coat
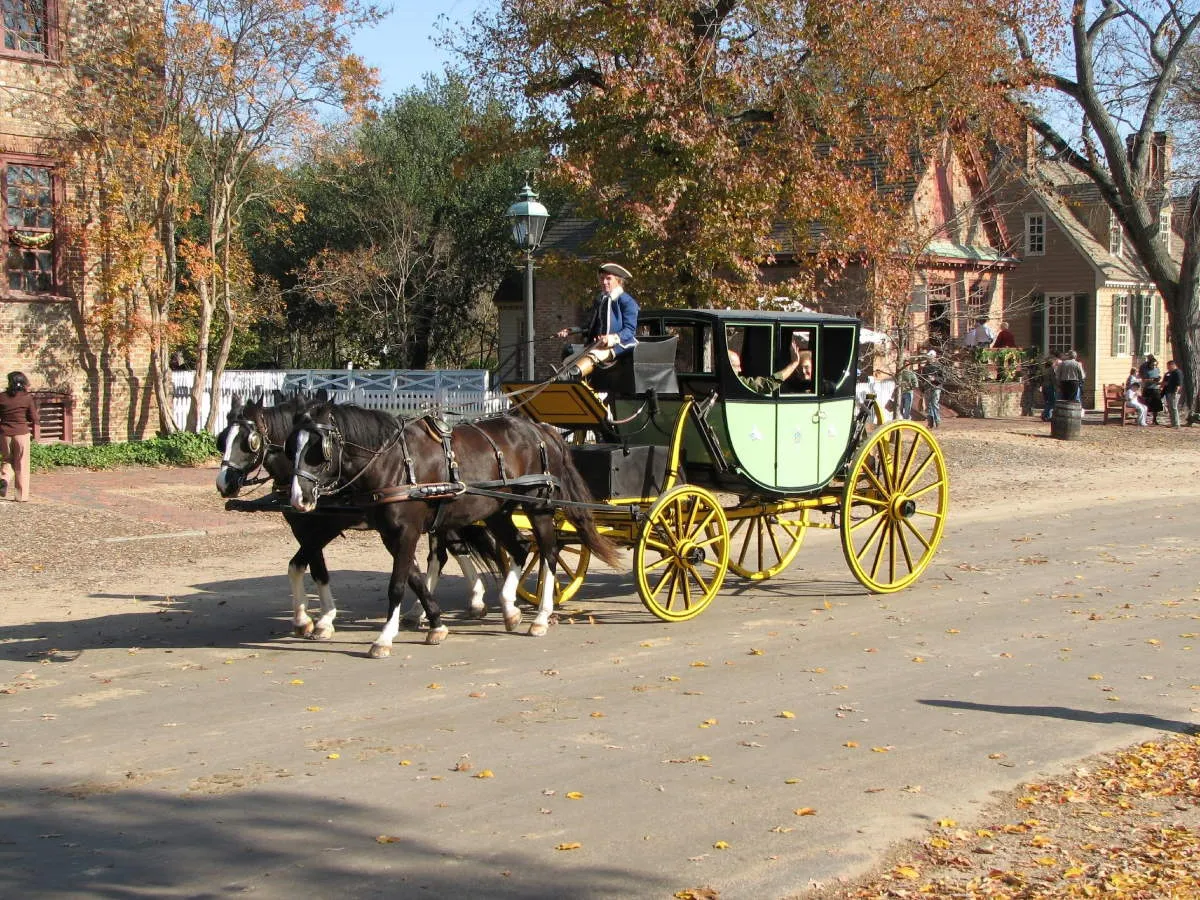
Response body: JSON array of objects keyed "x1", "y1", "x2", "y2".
[{"x1": 0, "y1": 371, "x2": 37, "y2": 501}]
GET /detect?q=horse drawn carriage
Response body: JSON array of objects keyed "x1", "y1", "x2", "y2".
[
  {"x1": 217, "y1": 309, "x2": 949, "y2": 653},
  {"x1": 500, "y1": 308, "x2": 949, "y2": 621}
]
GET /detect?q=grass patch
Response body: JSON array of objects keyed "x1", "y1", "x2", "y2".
[{"x1": 31, "y1": 431, "x2": 219, "y2": 472}]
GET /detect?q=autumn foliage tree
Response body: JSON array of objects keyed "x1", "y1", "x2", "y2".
[
  {"x1": 169, "y1": 0, "x2": 383, "y2": 432},
  {"x1": 448, "y1": 0, "x2": 1041, "y2": 310}
]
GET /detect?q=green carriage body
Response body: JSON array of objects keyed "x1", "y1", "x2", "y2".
[{"x1": 602, "y1": 309, "x2": 862, "y2": 497}]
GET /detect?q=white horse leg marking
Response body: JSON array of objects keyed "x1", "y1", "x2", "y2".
[
  {"x1": 425, "y1": 547, "x2": 443, "y2": 595},
  {"x1": 310, "y1": 582, "x2": 337, "y2": 641},
  {"x1": 499, "y1": 563, "x2": 521, "y2": 633},
  {"x1": 529, "y1": 557, "x2": 554, "y2": 637},
  {"x1": 459, "y1": 553, "x2": 486, "y2": 620},
  {"x1": 369, "y1": 602, "x2": 403, "y2": 659},
  {"x1": 289, "y1": 562, "x2": 314, "y2": 638},
  {"x1": 289, "y1": 431, "x2": 310, "y2": 509},
  {"x1": 399, "y1": 589, "x2": 426, "y2": 628}
]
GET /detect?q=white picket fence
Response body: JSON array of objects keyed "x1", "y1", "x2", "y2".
[{"x1": 172, "y1": 369, "x2": 508, "y2": 431}]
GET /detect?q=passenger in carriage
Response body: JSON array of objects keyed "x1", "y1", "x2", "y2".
[
  {"x1": 555, "y1": 262, "x2": 640, "y2": 380},
  {"x1": 727, "y1": 335, "x2": 804, "y2": 395}
]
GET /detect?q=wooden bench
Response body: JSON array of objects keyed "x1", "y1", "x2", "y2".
[{"x1": 1101, "y1": 383, "x2": 1138, "y2": 426}]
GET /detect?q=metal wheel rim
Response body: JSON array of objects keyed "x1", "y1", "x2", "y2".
[
  {"x1": 635, "y1": 486, "x2": 729, "y2": 621},
  {"x1": 840, "y1": 421, "x2": 948, "y2": 593}
]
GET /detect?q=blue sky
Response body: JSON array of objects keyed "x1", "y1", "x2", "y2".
[{"x1": 353, "y1": 1, "x2": 486, "y2": 100}]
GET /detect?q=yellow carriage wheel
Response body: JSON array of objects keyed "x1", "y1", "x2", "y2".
[
  {"x1": 840, "y1": 420, "x2": 948, "y2": 593},
  {"x1": 634, "y1": 485, "x2": 730, "y2": 621},
  {"x1": 727, "y1": 507, "x2": 808, "y2": 581},
  {"x1": 500, "y1": 543, "x2": 591, "y2": 608}
]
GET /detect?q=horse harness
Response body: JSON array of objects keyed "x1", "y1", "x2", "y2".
[{"x1": 315, "y1": 414, "x2": 560, "y2": 514}]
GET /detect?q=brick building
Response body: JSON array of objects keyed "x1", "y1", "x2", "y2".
[{"x1": 0, "y1": 0, "x2": 158, "y2": 443}]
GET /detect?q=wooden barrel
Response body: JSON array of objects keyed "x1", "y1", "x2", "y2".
[{"x1": 1050, "y1": 400, "x2": 1083, "y2": 440}]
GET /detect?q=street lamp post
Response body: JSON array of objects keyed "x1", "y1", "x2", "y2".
[{"x1": 506, "y1": 179, "x2": 549, "y2": 381}]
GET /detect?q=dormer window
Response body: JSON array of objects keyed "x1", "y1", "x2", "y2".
[
  {"x1": 1108, "y1": 212, "x2": 1123, "y2": 257},
  {"x1": 1160, "y1": 207, "x2": 1172, "y2": 253},
  {"x1": 1024, "y1": 213, "x2": 1045, "y2": 256}
]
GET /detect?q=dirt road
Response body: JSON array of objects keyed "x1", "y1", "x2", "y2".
[{"x1": 2, "y1": 417, "x2": 1199, "y2": 898}]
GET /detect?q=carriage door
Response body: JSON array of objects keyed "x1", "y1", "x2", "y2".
[
  {"x1": 774, "y1": 326, "x2": 821, "y2": 490},
  {"x1": 815, "y1": 325, "x2": 858, "y2": 484}
]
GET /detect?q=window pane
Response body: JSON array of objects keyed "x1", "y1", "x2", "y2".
[
  {"x1": 2, "y1": 0, "x2": 47, "y2": 56},
  {"x1": 1047, "y1": 294, "x2": 1074, "y2": 355},
  {"x1": 4, "y1": 161, "x2": 55, "y2": 293}
]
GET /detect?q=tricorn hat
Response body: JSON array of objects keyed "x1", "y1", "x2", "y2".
[{"x1": 598, "y1": 262, "x2": 632, "y2": 281}]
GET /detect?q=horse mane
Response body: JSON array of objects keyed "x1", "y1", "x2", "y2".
[
  {"x1": 309, "y1": 402, "x2": 402, "y2": 447},
  {"x1": 244, "y1": 395, "x2": 312, "y2": 444}
]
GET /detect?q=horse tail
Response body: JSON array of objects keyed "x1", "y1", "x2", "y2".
[
  {"x1": 451, "y1": 523, "x2": 503, "y2": 576},
  {"x1": 538, "y1": 425, "x2": 622, "y2": 569}
]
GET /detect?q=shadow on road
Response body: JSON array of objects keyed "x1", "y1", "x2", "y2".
[
  {"x1": 920, "y1": 698, "x2": 1199, "y2": 736},
  {"x1": 0, "y1": 782, "x2": 664, "y2": 899},
  {"x1": 0, "y1": 569, "x2": 657, "y2": 663}
]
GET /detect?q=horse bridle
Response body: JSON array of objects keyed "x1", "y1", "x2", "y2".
[
  {"x1": 218, "y1": 418, "x2": 276, "y2": 486},
  {"x1": 293, "y1": 416, "x2": 407, "y2": 501}
]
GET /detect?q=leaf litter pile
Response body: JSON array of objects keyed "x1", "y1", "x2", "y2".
[{"x1": 819, "y1": 735, "x2": 1200, "y2": 898}]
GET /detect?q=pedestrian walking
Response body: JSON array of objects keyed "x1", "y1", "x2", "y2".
[
  {"x1": 919, "y1": 350, "x2": 944, "y2": 429},
  {"x1": 0, "y1": 371, "x2": 37, "y2": 502}
]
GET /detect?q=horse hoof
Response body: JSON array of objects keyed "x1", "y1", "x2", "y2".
[
  {"x1": 528, "y1": 622, "x2": 549, "y2": 638},
  {"x1": 368, "y1": 643, "x2": 391, "y2": 659},
  {"x1": 425, "y1": 627, "x2": 449, "y2": 645},
  {"x1": 504, "y1": 613, "x2": 522, "y2": 633},
  {"x1": 293, "y1": 622, "x2": 314, "y2": 638},
  {"x1": 400, "y1": 617, "x2": 425, "y2": 630},
  {"x1": 463, "y1": 606, "x2": 487, "y2": 621},
  {"x1": 310, "y1": 626, "x2": 335, "y2": 641}
]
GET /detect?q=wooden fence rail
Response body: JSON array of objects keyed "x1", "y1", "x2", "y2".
[{"x1": 171, "y1": 369, "x2": 506, "y2": 431}]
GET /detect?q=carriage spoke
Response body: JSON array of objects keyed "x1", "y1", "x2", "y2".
[
  {"x1": 906, "y1": 479, "x2": 946, "y2": 502},
  {"x1": 691, "y1": 507, "x2": 718, "y2": 537},
  {"x1": 867, "y1": 520, "x2": 889, "y2": 580},
  {"x1": 898, "y1": 451, "x2": 936, "y2": 494},
  {"x1": 643, "y1": 536, "x2": 674, "y2": 554},
  {"x1": 855, "y1": 512, "x2": 888, "y2": 559},
  {"x1": 900, "y1": 516, "x2": 934, "y2": 551},
  {"x1": 848, "y1": 507, "x2": 886, "y2": 533},
  {"x1": 894, "y1": 433, "x2": 919, "y2": 490},
  {"x1": 653, "y1": 565, "x2": 678, "y2": 608},
  {"x1": 767, "y1": 526, "x2": 784, "y2": 563},
  {"x1": 850, "y1": 492, "x2": 889, "y2": 509},
  {"x1": 684, "y1": 562, "x2": 712, "y2": 598},
  {"x1": 677, "y1": 565, "x2": 690, "y2": 610},
  {"x1": 896, "y1": 520, "x2": 918, "y2": 572},
  {"x1": 860, "y1": 462, "x2": 889, "y2": 498},
  {"x1": 643, "y1": 553, "x2": 674, "y2": 572},
  {"x1": 733, "y1": 519, "x2": 755, "y2": 567}
]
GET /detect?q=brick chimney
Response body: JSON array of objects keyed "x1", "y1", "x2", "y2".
[{"x1": 1125, "y1": 131, "x2": 1173, "y2": 190}]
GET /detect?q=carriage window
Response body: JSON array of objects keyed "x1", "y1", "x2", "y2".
[
  {"x1": 665, "y1": 321, "x2": 712, "y2": 373},
  {"x1": 778, "y1": 327, "x2": 816, "y2": 395},
  {"x1": 819, "y1": 325, "x2": 858, "y2": 398},
  {"x1": 726, "y1": 324, "x2": 778, "y2": 394}
]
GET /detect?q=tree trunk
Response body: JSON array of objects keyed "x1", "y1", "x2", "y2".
[{"x1": 1175, "y1": 183, "x2": 1200, "y2": 422}]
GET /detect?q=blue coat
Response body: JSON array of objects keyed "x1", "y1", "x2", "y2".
[{"x1": 584, "y1": 290, "x2": 639, "y2": 356}]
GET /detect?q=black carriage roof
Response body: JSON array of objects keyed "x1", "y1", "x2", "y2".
[{"x1": 641, "y1": 308, "x2": 860, "y2": 326}]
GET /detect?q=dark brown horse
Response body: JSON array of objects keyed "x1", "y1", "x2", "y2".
[
  {"x1": 286, "y1": 403, "x2": 619, "y2": 656},
  {"x1": 217, "y1": 396, "x2": 498, "y2": 640}
]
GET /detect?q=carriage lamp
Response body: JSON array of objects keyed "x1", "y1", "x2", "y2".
[{"x1": 507, "y1": 179, "x2": 549, "y2": 381}]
